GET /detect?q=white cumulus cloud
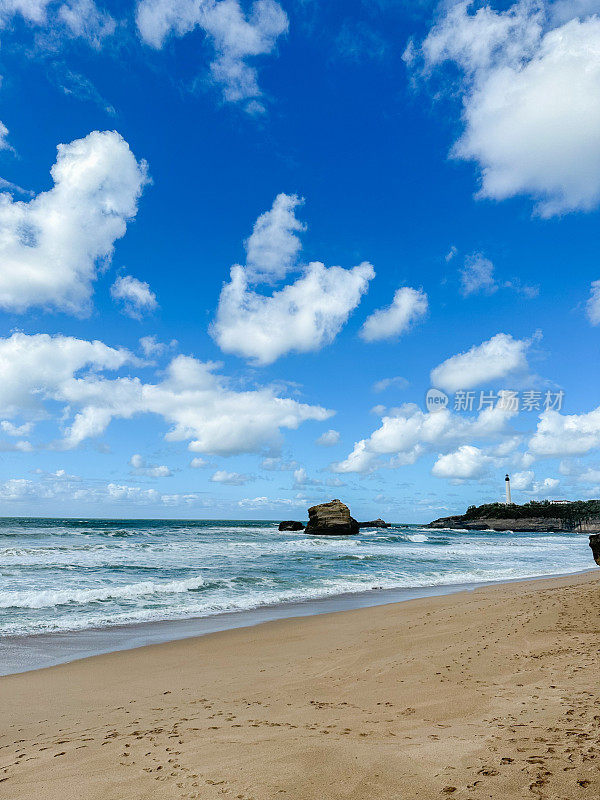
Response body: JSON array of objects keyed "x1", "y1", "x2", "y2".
[
  {"x1": 245, "y1": 192, "x2": 304, "y2": 282},
  {"x1": 334, "y1": 392, "x2": 520, "y2": 474},
  {"x1": 135, "y1": 0, "x2": 288, "y2": 109},
  {"x1": 292, "y1": 466, "x2": 321, "y2": 488},
  {"x1": 0, "y1": 332, "x2": 333, "y2": 455},
  {"x1": 111, "y1": 275, "x2": 158, "y2": 319},
  {"x1": 210, "y1": 469, "x2": 250, "y2": 485},
  {"x1": 129, "y1": 453, "x2": 172, "y2": 477},
  {"x1": 528, "y1": 405, "x2": 600, "y2": 457},
  {"x1": 0, "y1": 130, "x2": 148, "y2": 315},
  {"x1": 213, "y1": 261, "x2": 374, "y2": 365},
  {"x1": 511, "y1": 469, "x2": 534, "y2": 489},
  {"x1": 211, "y1": 194, "x2": 375, "y2": 364},
  {"x1": 431, "y1": 444, "x2": 494, "y2": 480},
  {"x1": 0, "y1": 332, "x2": 132, "y2": 418},
  {"x1": 315, "y1": 429, "x2": 340, "y2": 447},
  {"x1": 417, "y1": 0, "x2": 600, "y2": 216},
  {"x1": 139, "y1": 335, "x2": 169, "y2": 357},
  {"x1": 0, "y1": 0, "x2": 51, "y2": 25},
  {"x1": 57, "y1": 0, "x2": 116, "y2": 45},
  {"x1": 0, "y1": 0, "x2": 116, "y2": 45},
  {"x1": 360, "y1": 286, "x2": 428, "y2": 342},
  {"x1": 430, "y1": 333, "x2": 532, "y2": 393},
  {"x1": 1, "y1": 420, "x2": 33, "y2": 436}
]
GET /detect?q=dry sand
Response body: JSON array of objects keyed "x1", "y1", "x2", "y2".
[{"x1": 1, "y1": 571, "x2": 599, "y2": 800}]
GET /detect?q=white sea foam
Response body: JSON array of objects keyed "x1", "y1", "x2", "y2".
[
  {"x1": 0, "y1": 520, "x2": 592, "y2": 638},
  {"x1": 0, "y1": 575, "x2": 207, "y2": 609},
  {"x1": 405, "y1": 533, "x2": 428, "y2": 542}
]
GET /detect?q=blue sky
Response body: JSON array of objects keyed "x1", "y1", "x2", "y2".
[{"x1": 0, "y1": 0, "x2": 600, "y2": 521}]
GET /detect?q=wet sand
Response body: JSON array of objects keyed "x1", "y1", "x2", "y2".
[{"x1": 1, "y1": 570, "x2": 598, "y2": 799}]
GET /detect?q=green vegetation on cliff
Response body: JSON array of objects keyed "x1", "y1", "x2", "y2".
[{"x1": 463, "y1": 500, "x2": 600, "y2": 525}]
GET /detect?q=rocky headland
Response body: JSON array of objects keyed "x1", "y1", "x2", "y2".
[
  {"x1": 429, "y1": 500, "x2": 600, "y2": 568},
  {"x1": 429, "y1": 500, "x2": 600, "y2": 533},
  {"x1": 428, "y1": 515, "x2": 588, "y2": 532}
]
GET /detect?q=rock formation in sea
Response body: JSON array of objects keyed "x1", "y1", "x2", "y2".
[
  {"x1": 358, "y1": 518, "x2": 390, "y2": 529},
  {"x1": 590, "y1": 534, "x2": 600, "y2": 566},
  {"x1": 278, "y1": 521, "x2": 305, "y2": 531},
  {"x1": 304, "y1": 499, "x2": 360, "y2": 536}
]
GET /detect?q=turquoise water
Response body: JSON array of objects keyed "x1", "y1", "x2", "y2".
[{"x1": 0, "y1": 517, "x2": 593, "y2": 638}]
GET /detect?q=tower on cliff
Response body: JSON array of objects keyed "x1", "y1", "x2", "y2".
[{"x1": 505, "y1": 474, "x2": 512, "y2": 505}]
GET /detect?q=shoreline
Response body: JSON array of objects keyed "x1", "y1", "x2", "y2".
[
  {"x1": 1, "y1": 569, "x2": 598, "y2": 799},
  {"x1": 1, "y1": 567, "x2": 595, "y2": 677}
]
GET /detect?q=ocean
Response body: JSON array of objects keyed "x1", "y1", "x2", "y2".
[{"x1": 0, "y1": 517, "x2": 593, "y2": 643}]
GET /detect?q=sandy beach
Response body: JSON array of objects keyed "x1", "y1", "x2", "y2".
[{"x1": 1, "y1": 570, "x2": 598, "y2": 800}]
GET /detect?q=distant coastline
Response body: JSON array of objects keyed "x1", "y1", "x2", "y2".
[{"x1": 429, "y1": 500, "x2": 600, "y2": 532}]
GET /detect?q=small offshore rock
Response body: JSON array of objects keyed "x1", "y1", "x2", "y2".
[
  {"x1": 278, "y1": 521, "x2": 305, "y2": 531},
  {"x1": 358, "y1": 518, "x2": 390, "y2": 529},
  {"x1": 589, "y1": 533, "x2": 600, "y2": 566}
]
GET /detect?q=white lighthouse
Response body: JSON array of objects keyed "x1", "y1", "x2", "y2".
[{"x1": 505, "y1": 474, "x2": 512, "y2": 505}]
